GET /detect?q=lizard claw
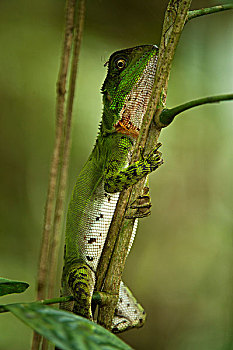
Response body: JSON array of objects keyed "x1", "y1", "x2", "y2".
[
  {"x1": 146, "y1": 143, "x2": 163, "y2": 170},
  {"x1": 154, "y1": 142, "x2": 162, "y2": 152}
]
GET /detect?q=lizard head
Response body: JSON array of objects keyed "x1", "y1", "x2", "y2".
[{"x1": 101, "y1": 45, "x2": 158, "y2": 139}]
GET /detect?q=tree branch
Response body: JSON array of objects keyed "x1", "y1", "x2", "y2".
[
  {"x1": 160, "y1": 93, "x2": 233, "y2": 126},
  {"x1": 187, "y1": 4, "x2": 233, "y2": 21},
  {"x1": 96, "y1": 0, "x2": 192, "y2": 330}
]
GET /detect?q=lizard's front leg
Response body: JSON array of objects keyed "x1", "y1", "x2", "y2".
[{"x1": 104, "y1": 142, "x2": 163, "y2": 193}]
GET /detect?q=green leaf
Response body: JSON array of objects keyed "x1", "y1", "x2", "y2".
[
  {"x1": 0, "y1": 277, "x2": 29, "y2": 296},
  {"x1": 6, "y1": 303, "x2": 132, "y2": 350}
]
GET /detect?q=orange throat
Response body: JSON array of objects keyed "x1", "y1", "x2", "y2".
[{"x1": 114, "y1": 117, "x2": 139, "y2": 139}]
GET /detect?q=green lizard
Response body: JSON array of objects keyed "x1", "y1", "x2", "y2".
[{"x1": 61, "y1": 44, "x2": 163, "y2": 333}]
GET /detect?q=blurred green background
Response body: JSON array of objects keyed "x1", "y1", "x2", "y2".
[{"x1": 0, "y1": 0, "x2": 232, "y2": 349}]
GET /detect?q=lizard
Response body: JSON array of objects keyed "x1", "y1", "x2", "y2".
[{"x1": 60, "y1": 44, "x2": 163, "y2": 333}]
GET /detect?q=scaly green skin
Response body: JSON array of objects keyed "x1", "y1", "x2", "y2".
[{"x1": 61, "y1": 45, "x2": 162, "y2": 332}]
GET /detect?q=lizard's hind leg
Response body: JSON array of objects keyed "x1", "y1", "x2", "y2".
[
  {"x1": 111, "y1": 281, "x2": 146, "y2": 333},
  {"x1": 67, "y1": 262, "x2": 95, "y2": 321}
]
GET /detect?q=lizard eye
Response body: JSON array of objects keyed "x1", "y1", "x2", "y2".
[{"x1": 116, "y1": 58, "x2": 126, "y2": 70}]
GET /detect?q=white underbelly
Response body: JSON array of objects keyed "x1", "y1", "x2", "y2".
[
  {"x1": 78, "y1": 179, "x2": 120, "y2": 271},
  {"x1": 77, "y1": 179, "x2": 138, "y2": 271}
]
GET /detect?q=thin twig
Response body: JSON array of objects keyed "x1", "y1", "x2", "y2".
[
  {"x1": 0, "y1": 292, "x2": 109, "y2": 314},
  {"x1": 96, "y1": 0, "x2": 192, "y2": 330},
  {"x1": 160, "y1": 93, "x2": 233, "y2": 125},
  {"x1": 0, "y1": 297, "x2": 74, "y2": 314},
  {"x1": 187, "y1": 4, "x2": 233, "y2": 21},
  {"x1": 47, "y1": 0, "x2": 86, "y2": 300},
  {"x1": 32, "y1": 1, "x2": 76, "y2": 349}
]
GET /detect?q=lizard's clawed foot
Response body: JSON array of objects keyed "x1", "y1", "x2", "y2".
[
  {"x1": 125, "y1": 187, "x2": 152, "y2": 219},
  {"x1": 145, "y1": 142, "x2": 163, "y2": 170}
]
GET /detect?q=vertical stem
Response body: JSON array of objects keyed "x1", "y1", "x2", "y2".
[
  {"x1": 48, "y1": 0, "x2": 86, "y2": 300},
  {"x1": 31, "y1": 1, "x2": 76, "y2": 349},
  {"x1": 43, "y1": 2, "x2": 85, "y2": 349}
]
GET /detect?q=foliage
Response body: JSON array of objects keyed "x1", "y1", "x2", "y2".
[
  {"x1": 0, "y1": 277, "x2": 29, "y2": 297},
  {"x1": 6, "y1": 303, "x2": 132, "y2": 350},
  {"x1": 1, "y1": 278, "x2": 131, "y2": 350}
]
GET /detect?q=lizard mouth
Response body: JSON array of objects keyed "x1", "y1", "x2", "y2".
[{"x1": 114, "y1": 115, "x2": 140, "y2": 138}]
